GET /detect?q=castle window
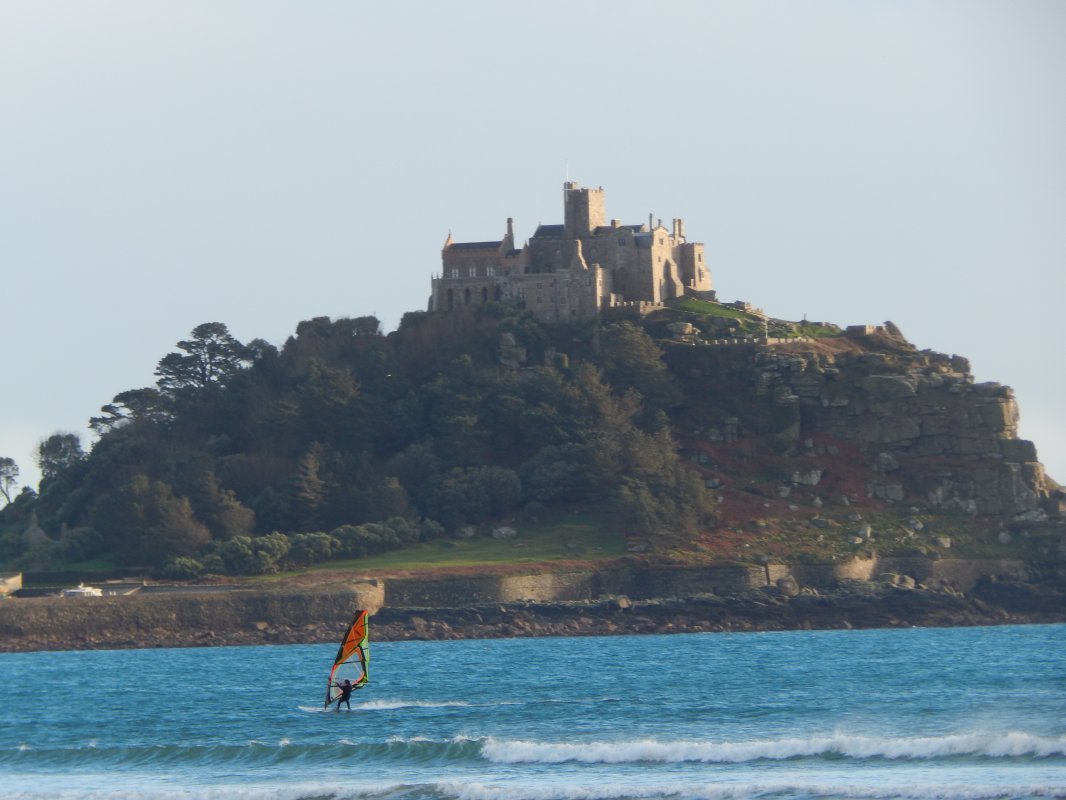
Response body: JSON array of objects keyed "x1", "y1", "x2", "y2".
[
  {"x1": 617, "y1": 238, "x2": 625, "y2": 246},
  {"x1": 698, "y1": 253, "x2": 703, "y2": 262},
  {"x1": 468, "y1": 267, "x2": 475, "y2": 277},
  {"x1": 487, "y1": 266, "x2": 495, "y2": 276},
  {"x1": 449, "y1": 268, "x2": 459, "y2": 278}
]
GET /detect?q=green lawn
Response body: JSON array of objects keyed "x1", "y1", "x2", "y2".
[
  {"x1": 794, "y1": 323, "x2": 840, "y2": 338},
  {"x1": 668, "y1": 297, "x2": 759, "y2": 321},
  {"x1": 275, "y1": 511, "x2": 627, "y2": 576}
]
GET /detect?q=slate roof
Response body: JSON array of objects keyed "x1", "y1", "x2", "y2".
[
  {"x1": 532, "y1": 224, "x2": 565, "y2": 238},
  {"x1": 448, "y1": 241, "x2": 502, "y2": 251}
]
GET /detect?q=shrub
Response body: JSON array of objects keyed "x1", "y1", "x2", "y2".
[
  {"x1": 289, "y1": 531, "x2": 338, "y2": 566},
  {"x1": 161, "y1": 557, "x2": 203, "y2": 580}
]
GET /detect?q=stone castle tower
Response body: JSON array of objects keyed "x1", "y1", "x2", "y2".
[{"x1": 429, "y1": 183, "x2": 715, "y2": 322}]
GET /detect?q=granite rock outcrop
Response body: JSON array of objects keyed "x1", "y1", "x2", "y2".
[{"x1": 666, "y1": 327, "x2": 1054, "y2": 521}]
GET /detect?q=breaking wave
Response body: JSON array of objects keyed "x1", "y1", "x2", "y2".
[{"x1": 480, "y1": 731, "x2": 1066, "y2": 764}]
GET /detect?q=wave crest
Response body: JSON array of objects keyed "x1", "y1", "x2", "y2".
[{"x1": 480, "y1": 731, "x2": 1066, "y2": 764}]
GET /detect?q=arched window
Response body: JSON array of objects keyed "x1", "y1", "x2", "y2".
[
  {"x1": 446, "y1": 288, "x2": 454, "y2": 310},
  {"x1": 464, "y1": 288, "x2": 471, "y2": 305},
  {"x1": 481, "y1": 287, "x2": 488, "y2": 303}
]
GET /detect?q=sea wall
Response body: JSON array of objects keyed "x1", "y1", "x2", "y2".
[
  {"x1": 0, "y1": 590, "x2": 360, "y2": 649},
  {"x1": 384, "y1": 563, "x2": 771, "y2": 607},
  {"x1": 790, "y1": 557, "x2": 1026, "y2": 592},
  {"x1": 0, "y1": 558, "x2": 1037, "y2": 653}
]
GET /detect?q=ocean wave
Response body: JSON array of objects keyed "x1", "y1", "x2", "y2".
[
  {"x1": 5, "y1": 731, "x2": 1064, "y2": 772},
  {"x1": 0, "y1": 735, "x2": 485, "y2": 770},
  {"x1": 4, "y1": 776, "x2": 1065, "y2": 800},
  {"x1": 480, "y1": 731, "x2": 1066, "y2": 764},
  {"x1": 446, "y1": 780, "x2": 1066, "y2": 800}
]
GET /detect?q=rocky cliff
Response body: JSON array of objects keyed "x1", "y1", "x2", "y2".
[{"x1": 656, "y1": 323, "x2": 1063, "y2": 570}]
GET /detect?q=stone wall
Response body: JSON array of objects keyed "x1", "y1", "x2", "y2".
[
  {"x1": 0, "y1": 590, "x2": 359, "y2": 643},
  {"x1": 0, "y1": 559, "x2": 1040, "y2": 652},
  {"x1": 385, "y1": 563, "x2": 771, "y2": 608},
  {"x1": 790, "y1": 556, "x2": 1026, "y2": 592}
]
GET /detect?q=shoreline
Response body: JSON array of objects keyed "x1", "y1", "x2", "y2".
[{"x1": 1, "y1": 578, "x2": 1064, "y2": 653}]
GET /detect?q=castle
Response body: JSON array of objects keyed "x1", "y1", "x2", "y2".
[{"x1": 429, "y1": 183, "x2": 716, "y2": 322}]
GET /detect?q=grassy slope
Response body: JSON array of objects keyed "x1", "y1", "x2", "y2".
[{"x1": 253, "y1": 510, "x2": 631, "y2": 587}]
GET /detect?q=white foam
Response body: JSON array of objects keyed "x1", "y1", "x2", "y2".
[
  {"x1": 357, "y1": 699, "x2": 471, "y2": 710},
  {"x1": 480, "y1": 731, "x2": 1066, "y2": 764},
  {"x1": 446, "y1": 779, "x2": 1066, "y2": 800}
]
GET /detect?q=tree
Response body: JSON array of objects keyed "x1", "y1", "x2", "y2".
[
  {"x1": 0, "y1": 457, "x2": 18, "y2": 505},
  {"x1": 36, "y1": 433, "x2": 85, "y2": 480},
  {"x1": 184, "y1": 471, "x2": 255, "y2": 540},
  {"x1": 155, "y1": 322, "x2": 251, "y2": 395},
  {"x1": 595, "y1": 322, "x2": 683, "y2": 424},
  {"x1": 90, "y1": 475, "x2": 211, "y2": 566},
  {"x1": 425, "y1": 465, "x2": 522, "y2": 530},
  {"x1": 288, "y1": 445, "x2": 326, "y2": 524},
  {"x1": 90, "y1": 388, "x2": 165, "y2": 433}
]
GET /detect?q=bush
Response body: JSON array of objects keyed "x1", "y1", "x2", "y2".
[
  {"x1": 329, "y1": 517, "x2": 426, "y2": 559},
  {"x1": 212, "y1": 533, "x2": 290, "y2": 575},
  {"x1": 161, "y1": 557, "x2": 203, "y2": 580},
  {"x1": 289, "y1": 531, "x2": 338, "y2": 566},
  {"x1": 419, "y1": 518, "x2": 445, "y2": 541}
]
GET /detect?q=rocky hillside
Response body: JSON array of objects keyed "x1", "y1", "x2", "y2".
[
  {"x1": 3, "y1": 308, "x2": 1062, "y2": 589},
  {"x1": 648, "y1": 319, "x2": 1062, "y2": 574}
]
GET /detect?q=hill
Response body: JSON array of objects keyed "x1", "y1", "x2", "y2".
[{"x1": 1, "y1": 302, "x2": 1063, "y2": 593}]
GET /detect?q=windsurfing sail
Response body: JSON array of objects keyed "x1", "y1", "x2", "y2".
[{"x1": 325, "y1": 609, "x2": 370, "y2": 708}]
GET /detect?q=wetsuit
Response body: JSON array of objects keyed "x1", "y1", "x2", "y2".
[{"x1": 333, "y1": 681, "x2": 354, "y2": 710}]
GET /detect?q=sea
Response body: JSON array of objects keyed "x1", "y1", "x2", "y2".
[{"x1": 0, "y1": 623, "x2": 1064, "y2": 800}]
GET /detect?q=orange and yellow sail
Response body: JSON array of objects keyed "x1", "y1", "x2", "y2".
[{"x1": 324, "y1": 610, "x2": 370, "y2": 707}]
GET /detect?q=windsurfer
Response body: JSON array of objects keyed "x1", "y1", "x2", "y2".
[{"x1": 331, "y1": 678, "x2": 356, "y2": 711}]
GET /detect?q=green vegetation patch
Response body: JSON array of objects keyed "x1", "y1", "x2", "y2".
[
  {"x1": 793, "y1": 323, "x2": 840, "y2": 338},
  {"x1": 291, "y1": 510, "x2": 625, "y2": 574},
  {"x1": 667, "y1": 297, "x2": 759, "y2": 322}
]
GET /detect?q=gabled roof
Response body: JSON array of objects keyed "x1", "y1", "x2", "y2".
[{"x1": 532, "y1": 224, "x2": 565, "y2": 238}]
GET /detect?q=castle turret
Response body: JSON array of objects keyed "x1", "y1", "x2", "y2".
[{"x1": 503, "y1": 217, "x2": 515, "y2": 251}]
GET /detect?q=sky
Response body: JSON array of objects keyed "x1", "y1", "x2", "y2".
[{"x1": 2, "y1": 1, "x2": 1064, "y2": 493}]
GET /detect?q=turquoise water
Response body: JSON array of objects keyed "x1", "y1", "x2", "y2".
[{"x1": 0, "y1": 624, "x2": 1064, "y2": 799}]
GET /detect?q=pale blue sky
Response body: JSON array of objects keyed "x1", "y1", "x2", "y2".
[{"x1": 2, "y1": 1, "x2": 1064, "y2": 491}]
